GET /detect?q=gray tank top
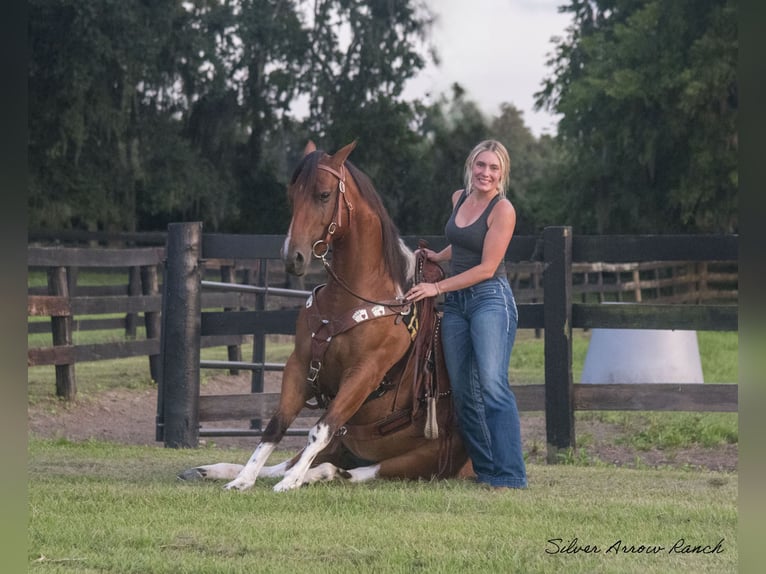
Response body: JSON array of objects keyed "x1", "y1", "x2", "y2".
[{"x1": 445, "y1": 190, "x2": 507, "y2": 278}]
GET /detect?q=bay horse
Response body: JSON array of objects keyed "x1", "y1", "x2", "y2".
[{"x1": 179, "y1": 141, "x2": 469, "y2": 491}]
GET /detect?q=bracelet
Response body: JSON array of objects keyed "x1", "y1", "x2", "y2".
[{"x1": 435, "y1": 282, "x2": 442, "y2": 295}]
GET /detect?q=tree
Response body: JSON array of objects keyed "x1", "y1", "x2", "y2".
[
  {"x1": 488, "y1": 103, "x2": 561, "y2": 234},
  {"x1": 290, "y1": 0, "x2": 436, "y2": 227},
  {"x1": 535, "y1": 0, "x2": 737, "y2": 233},
  {"x1": 28, "y1": 0, "x2": 442, "y2": 235},
  {"x1": 28, "y1": 0, "x2": 247, "y2": 232},
  {"x1": 397, "y1": 84, "x2": 489, "y2": 234}
]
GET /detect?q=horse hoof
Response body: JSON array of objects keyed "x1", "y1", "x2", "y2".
[
  {"x1": 177, "y1": 468, "x2": 205, "y2": 481},
  {"x1": 273, "y1": 478, "x2": 300, "y2": 492},
  {"x1": 224, "y1": 479, "x2": 253, "y2": 491}
]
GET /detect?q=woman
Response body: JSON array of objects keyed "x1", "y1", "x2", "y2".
[{"x1": 405, "y1": 139, "x2": 527, "y2": 490}]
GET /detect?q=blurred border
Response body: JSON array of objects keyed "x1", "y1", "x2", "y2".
[{"x1": 738, "y1": 2, "x2": 764, "y2": 573}]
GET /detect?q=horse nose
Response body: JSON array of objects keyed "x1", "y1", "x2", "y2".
[{"x1": 284, "y1": 249, "x2": 306, "y2": 276}]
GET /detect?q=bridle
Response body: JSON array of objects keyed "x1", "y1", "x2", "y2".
[
  {"x1": 310, "y1": 160, "x2": 409, "y2": 311},
  {"x1": 310, "y1": 163, "x2": 353, "y2": 260}
]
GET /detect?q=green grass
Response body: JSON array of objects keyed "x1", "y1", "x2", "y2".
[
  {"x1": 27, "y1": 276, "x2": 739, "y2": 572},
  {"x1": 577, "y1": 411, "x2": 738, "y2": 451},
  {"x1": 28, "y1": 438, "x2": 737, "y2": 574},
  {"x1": 696, "y1": 331, "x2": 739, "y2": 383}
]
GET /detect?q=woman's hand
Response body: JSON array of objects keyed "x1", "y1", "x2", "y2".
[
  {"x1": 416, "y1": 247, "x2": 440, "y2": 262},
  {"x1": 405, "y1": 282, "x2": 441, "y2": 302}
]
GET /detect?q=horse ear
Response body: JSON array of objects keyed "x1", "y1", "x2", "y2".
[
  {"x1": 329, "y1": 140, "x2": 357, "y2": 167},
  {"x1": 303, "y1": 140, "x2": 317, "y2": 156}
]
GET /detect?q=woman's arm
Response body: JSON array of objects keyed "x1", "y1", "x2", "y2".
[
  {"x1": 437, "y1": 199, "x2": 515, "y2": 293},
  {"x1": 406, "y1": 199, "x2": 515, "y2": 302}
]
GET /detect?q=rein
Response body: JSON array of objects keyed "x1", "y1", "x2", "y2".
[{"x1": 312, "y1": 161, "x2": 410, "y2": 312}]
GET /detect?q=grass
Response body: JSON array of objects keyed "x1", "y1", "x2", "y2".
[
  {"x1": 26, "y1": 272, "x2": 739, "y2": 572},
  {"x1": 28, "y1": 438, "x2": 737, "y2": 574}
]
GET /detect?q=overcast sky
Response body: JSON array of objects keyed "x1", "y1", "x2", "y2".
[{"x1": 402, "y1": 0, "x2": 572, "y2": 137}]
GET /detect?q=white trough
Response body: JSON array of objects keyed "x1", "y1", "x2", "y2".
[{"x1": 580, "y1": 328, "x2": 704, "y2": 384}]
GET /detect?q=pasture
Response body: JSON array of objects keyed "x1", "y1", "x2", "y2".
[
  {"x1": 29, "y1": 439, "x2": 736, "y2": 574},
  {"x1": 27, "y1": 266, "x2": 738, "y2": 572},
  {"x1": 28, "y1": 327, "x2": 738, "y2": 572}
]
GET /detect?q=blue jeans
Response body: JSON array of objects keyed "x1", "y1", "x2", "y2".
[{"x1": 442, "y1": 277, "x2": 527, "y2": 488}]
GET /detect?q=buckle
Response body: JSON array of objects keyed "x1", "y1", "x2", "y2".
[{"x1": 307, "y1": 360, "x2": 322, "y2": 383}]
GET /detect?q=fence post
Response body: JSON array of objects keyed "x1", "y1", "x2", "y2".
[
  {"x1": 250, "y1": 258, "x2": 268, "y2": 431},
  {"x1": 126, "y1": 266, "x2": 141, "y2": 338},
  {"x1": 543, "y1": 226, "x2": 575, "y2": 462},
  {"x1": 532, "y1": 263, "x2": 542, "y2": 338},
  {"x1": 158, "y1": 222, "x2": 203, "y2": 448},
  {"x1": 48, "y1": 266, "x2": 76, "y2": 400},
  {"x1": 221, "y1": 264, "x2": 242, "y2": 374},
  {"x1": 141, "y1": 264, "x2": 161, "y2": 383}
]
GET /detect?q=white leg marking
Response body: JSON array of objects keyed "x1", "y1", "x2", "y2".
[
  {"x1": 258, "y1": 459, "x2": 291, "y2": 478},
  {"x1": 224, "y1": 442, "x2": 277, "y2": 491},
  {"x1": 182, "y1": 463, "x2": 244, "y2": 481},
  {"x1": 302, "y1": 462, "x2": 342, "y2": 485},
  {"x1": 346, "y1": 464, "x2": 381, "y2": 483},
  {"x1": 273, "y1": 423, "x2": 332, "y2": 492}
]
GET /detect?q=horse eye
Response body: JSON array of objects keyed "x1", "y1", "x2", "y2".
[{"x1": 319, "y1": 191, "x2": 331, "y2": 202}]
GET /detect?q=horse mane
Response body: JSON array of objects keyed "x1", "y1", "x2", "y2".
[{"x1": 289, "y1": 150, "x2": 413, "y2": 290}]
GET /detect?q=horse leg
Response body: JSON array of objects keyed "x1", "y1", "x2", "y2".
[
  {"x1": 272, "y1": 418, "x2": 336, "y2": 491},
  {"x1": 222, "y1": 354, "x2": 312, "y2": 491},
  {"x1": 179, "y1": 436, "x2": 354, "y2": 483},
  {"x1": 178, "y1": 463, "x2": 244, "y2": 481},
  {"x1": 338, "y1": 435, "x2": 470, "y2": 484},
  {"x1": 178, "y1": 457, "x2": 294, "y2": 482},
  {"x1": 272, "y1": 363, "x2": 390, "y2": 491}
]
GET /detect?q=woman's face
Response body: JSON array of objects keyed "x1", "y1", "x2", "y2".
[{"x1": 471, "y1": 151, "x2": 502, "y2": 194}]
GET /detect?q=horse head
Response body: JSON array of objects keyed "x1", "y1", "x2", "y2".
[{"x1": 282, "y1": 141, "x2": 357, "y2": 276}]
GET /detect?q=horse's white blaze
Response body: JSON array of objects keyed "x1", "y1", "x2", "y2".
[
  {"x1": 224, "y1": 442, "x2": 276, "y2": 491},
  {"x1": 273, "y1": 422, "x2": 332, "y2": 492},
  {"x1": 282, "y1": 228, "x2": 292, "y2": 262},
  {"x1": 347, "y1": 464, "x2": 381, "y2": 483}
]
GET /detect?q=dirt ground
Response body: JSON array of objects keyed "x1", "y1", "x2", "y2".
[{"x1": 28, "y1": 372, "x2": 737, "y2": 473}]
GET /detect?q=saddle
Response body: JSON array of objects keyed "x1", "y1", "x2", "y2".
[
  {"x1": 340, "y1": 243, "x2": 454, "y2": 439},
  {"x1": 304, "y1": 242, "x2": 454, "y2": 447},
  {"x1": 409, "y1": 243, "x2": 451, "y2": 439}
]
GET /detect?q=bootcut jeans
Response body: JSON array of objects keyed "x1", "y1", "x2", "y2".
[{"x1": 441, "y1": 276, "x2": 527, "y2": 488}]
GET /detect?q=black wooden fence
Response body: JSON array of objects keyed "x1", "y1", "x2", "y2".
[
  {"x1": 27, "y1": 245, "x2": 262, "y2": 400},
  {"x1": 157, "y1": 223, "x2": 738, "y2": 462}
]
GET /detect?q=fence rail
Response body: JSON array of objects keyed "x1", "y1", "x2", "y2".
[
  {"x1": 28, "y1": 229, "x2": 738, "y2": 462},
  {"x1": 27, "y1": 245, "x2": 263, "y2": 399},
  {"x1": 153, "y1": 224, "x2": 738, "y2": 462}
]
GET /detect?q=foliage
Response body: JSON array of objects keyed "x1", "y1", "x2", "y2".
[
  {"x1": 535, "y1": 0, "x2": 738, "y2": 233},
  {"x1": 28, "y1": 1, "x2": 737, "y2": 236}
]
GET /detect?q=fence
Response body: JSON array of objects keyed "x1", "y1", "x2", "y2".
[
  {"x1": 28, "y1": 234, "x2": 736, "y2": 399},
  {"x1": 27, "y1": 246, "x2": 265, "y2": 400},
  {"x1": 157, "y1": 223, "x2": 738, "y2": 462}
]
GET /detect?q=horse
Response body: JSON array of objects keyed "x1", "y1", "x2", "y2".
[{"x1": 179, "y1": 141, "x2": 470, "y2": 491}]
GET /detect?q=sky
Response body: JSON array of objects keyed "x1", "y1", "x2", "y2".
[{"x1": 402, "y1": 0, "x2": 572, "y2": 138}]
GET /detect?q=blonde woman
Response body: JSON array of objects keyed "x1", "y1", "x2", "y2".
[{"x1": 406, "y1": 140, "x2": 526, "y2": 490}]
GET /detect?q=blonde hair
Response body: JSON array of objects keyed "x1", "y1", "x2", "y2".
[{"x1": 463, "y1": 139, "x2": 511, "y2": 197}]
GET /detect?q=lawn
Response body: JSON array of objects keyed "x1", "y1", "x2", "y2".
[
  {"x1": 28, "y1": 439, "x2": 737, "y2": 574},
  {"x1": 26, "y1": 275, "x2": 740, "y2": 573}
]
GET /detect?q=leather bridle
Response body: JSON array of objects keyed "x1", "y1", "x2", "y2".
[
  {"x1": 310, "y1": 163, "x2": 353, "y2": 260},
  {"x1": 309, "y1": 160, "x2": 409, "y2": 311}
]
